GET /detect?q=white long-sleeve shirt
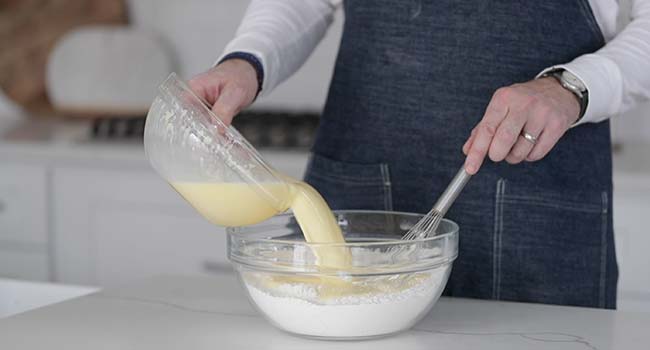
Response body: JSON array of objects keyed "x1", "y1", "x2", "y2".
[{"x1": 219, "y1": 0, "x2": 650, "y2": 125}]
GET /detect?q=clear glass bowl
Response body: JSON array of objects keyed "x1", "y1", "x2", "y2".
[
  {"x1": 144, "y1": 73, "x2": 292, "y2": 224},
  {"x1": 227, "y1": 210, "x2": 459, "y2": 340}
]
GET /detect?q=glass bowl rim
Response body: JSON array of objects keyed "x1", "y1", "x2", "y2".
[{"x1": 226, "y1": 209, "x2": 459, "y2": 248}]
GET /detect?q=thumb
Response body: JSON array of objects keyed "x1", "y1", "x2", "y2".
[{"x1": 211, "y1": 85, "x2": 247, "y2": 126}]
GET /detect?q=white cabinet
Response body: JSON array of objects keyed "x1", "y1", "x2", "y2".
[
  {"x1": 0, "y1": 163, "x2": 49, "y2": 281},
  {"x1": 52, "y1": 166, "x2": 230, "y2": 288},
  {"x1": 0, "y1": 250, "x2": 49, "y2": 281},
  {"x1": 0, "y1": 164, "x2": 48, "y2": 244},
  {"x1": 613, "y1": 172, "x2": 650, "y2": 312}
]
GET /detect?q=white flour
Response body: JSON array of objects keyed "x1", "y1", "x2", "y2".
[{"x1": 243, "y1": 265, "x2": 451, "y2": 338}]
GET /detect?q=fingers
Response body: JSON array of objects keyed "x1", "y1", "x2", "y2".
[
  {"x1": 464, "y1": 88, "x2": 510, "y2": 174},
  {"x1": 463, "y1": 122, "x2": 495, "y2": 175},
  {"x1": 504, "y1": 113, "x2": 546, "y2": 164},
  {"x1": 526, "y1": 118, "x2": 566, "y2": 161},
  {"x1": 462, "y1": 128, "x2": 477, "y2": 155},
  {"x1": 188, "y1": 76, "x2": 221, "y2": 105},
  {"x1": 186, "y1": 60, "x2": 259, "y2": 127},
  {"x1": 487, "y1": 107, "x2": 527, "y2": 162},
  {"x1": 188, "y1": 76, "x2": 248, "y2": 127},
  {"x1": 211, "y1": 85, "x2": 248, "y2": 126},
  {"x1": 505, "y1": 134, "x2": 535, "y2": 164}
]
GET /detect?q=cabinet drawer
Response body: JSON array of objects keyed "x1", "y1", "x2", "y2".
[
  {"x1": 0, "y1": 164, "x2": 48, "y2": 244},
  {"x1": 0, "y1": 250, "x2": 49, "y2": 281}
]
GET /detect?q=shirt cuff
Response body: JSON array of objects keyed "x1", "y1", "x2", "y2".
[
  {"x1": 216, "y1": 34, "x2": 278, "y2": 98},
  {"x1": 217, "y1": 51, "x2": 264, "y2": 98},
  {"x1": 536, "y1": 54, "x2": 623, "y2": 126}
]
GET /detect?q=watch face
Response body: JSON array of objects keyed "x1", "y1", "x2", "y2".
[{"x1": 561, "y1": 71, "x2": 586, "y2": 92}]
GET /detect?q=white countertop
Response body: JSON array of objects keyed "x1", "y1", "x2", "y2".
[
  {"x1": 0, "y1": 273, "x2": 648, "y2": 349},
  {"x1": 0, "y1": 278, "x2": 97, "y2": 318}
]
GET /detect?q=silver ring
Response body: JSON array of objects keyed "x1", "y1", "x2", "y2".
[{"x1": 521, "y1": 131, "x2": 538, "y2": 144}]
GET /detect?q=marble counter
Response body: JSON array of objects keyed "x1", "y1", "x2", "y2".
[{"x1": 0, "y1": 274, "x2": 647, "y2": 349}]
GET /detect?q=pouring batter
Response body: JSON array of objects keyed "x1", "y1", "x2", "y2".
[{"x1": 172, "y1": 180, "x2": 350, "y2": 268}]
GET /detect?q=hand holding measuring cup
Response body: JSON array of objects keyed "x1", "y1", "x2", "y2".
[
  {"x1": 188, "y1": 59, "x2": 259, "y2": 126},
  {"x1": 144, "y1": 73, "x2": 292, "y2": 226}
]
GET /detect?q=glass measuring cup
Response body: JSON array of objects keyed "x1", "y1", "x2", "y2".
[{"x1": 144, "y1": 73, "x2": 293, "y2": 226}]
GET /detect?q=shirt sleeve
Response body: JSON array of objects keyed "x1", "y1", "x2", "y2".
[
  {"x1": 216, "y1": 0, "x2": 340, "y2": 97},
  {"x1": 537, "y1": 0, "x2": 650, "y2": 125}
]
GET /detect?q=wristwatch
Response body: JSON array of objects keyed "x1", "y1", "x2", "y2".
[{"x1": 542, "y1": 69, "x2": 588, "y2": 123}]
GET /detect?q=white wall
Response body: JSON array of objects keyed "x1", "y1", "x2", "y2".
[
  {"x1": 126, "y1": 0, "x2": 344, "y2": 113},
  {"x1": 611, "y1": 0, "x2": 650, "y2": 144},
  {"x1": 612, "y1": 104, "x2": 650, "y2": 144},
  {"x1": 0, "y1": 91, "x2": 24, "y2": 134}
]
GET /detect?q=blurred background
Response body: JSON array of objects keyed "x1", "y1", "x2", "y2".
[{"x1": 0, "y1": 0, "x2": 648, "y2": 316}]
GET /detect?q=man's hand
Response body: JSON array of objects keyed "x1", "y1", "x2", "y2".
[
  {"x1": 188, "y1": 59, "x2": 259, "y2": 126},
  {"x1": 462, "y1": 77, "x2": 581, "y2": 174}
]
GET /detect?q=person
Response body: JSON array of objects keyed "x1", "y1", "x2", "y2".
[{"x1": 189, "y1": 0, "x2": 650, "y2": 309}]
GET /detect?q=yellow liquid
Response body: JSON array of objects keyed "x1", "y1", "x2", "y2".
[
  {"x1": 171, "y1": 180, "x2": 350, "y2": 268},
  {"x1": 171, "y1": 182, "x2": 288, "y2": 227}
]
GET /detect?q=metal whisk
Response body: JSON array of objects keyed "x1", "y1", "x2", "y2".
[{"x1": 401, "y1": 166, "x2": 472, "y2": 241}]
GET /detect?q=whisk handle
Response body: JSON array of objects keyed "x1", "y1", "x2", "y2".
[{"x1": 432, "y1": 166, "x2": 472, "y2": 216}]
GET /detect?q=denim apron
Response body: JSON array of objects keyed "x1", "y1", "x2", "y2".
[{"x1": 304, "y1": 0, "x2": 618, "y2": 309}]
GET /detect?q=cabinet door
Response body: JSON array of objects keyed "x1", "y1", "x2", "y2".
[
  {"x1": 613, "y1": 173, "x2": 650, "y2": 312},
  {"x1": 0, "y1": 163, "x2": 49, "y2": 281},
  {"x1": 0, "y1": 250, "x2": 49, "y2": 281},
  {"x1": 53, "y1": 167, "x2": 231, "y2": 288},
  {"x1": 0, "y1": 163, "x2": 48, "y2": 244}
]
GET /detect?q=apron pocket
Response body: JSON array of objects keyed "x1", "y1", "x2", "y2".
[
  {"x1": 493, "y1": 179, "x2": 609, "y2": 307},
  {"x1": 303, "y1": 153, "x2": 393, "y2": 211}
]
